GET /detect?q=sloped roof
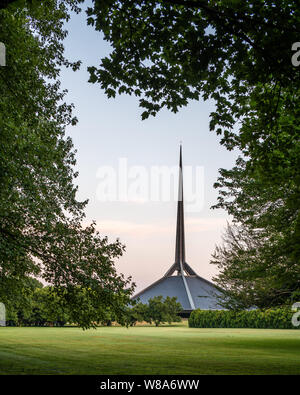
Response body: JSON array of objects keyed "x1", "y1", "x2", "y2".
[
  {"x1": 132, "y1": 146, "x2": 224, "y2": 312},
  {"x1": 132, "y1": 274, "x2": 223, "y2": 311}
]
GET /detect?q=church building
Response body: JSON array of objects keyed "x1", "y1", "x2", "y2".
[{"x1": 132, "y1": 146, "x2": 224, "y2": 316}]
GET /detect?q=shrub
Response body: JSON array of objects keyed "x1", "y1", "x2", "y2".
[{"x1": 189, "y1": 307, "x2": 299, "y2": 329}]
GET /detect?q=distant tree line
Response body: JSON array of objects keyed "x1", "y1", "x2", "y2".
[
  {"x1": 6, "y1": 278, "x2": 71, "y2": 327},
  {"x1": 5, "y1": 277, "x2": 123, "y2": 327},
  {"x1": 5, "y1": 278, "x2": 182, "y2": 328}
]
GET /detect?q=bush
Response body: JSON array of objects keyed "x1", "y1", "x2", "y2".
[{"x1": 189, "y1": 308, "x2": 299, "y2": 329}]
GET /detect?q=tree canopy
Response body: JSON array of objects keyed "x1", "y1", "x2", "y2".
[
  {"x1": 87, "y1": 1, "x2": 299, "y2": 126},
  {"x1": 0, "y1": 0, "x2": 134, "y2": 328},
  {"x1": 128, "y1": 296, "x2": 182, "y2": 326}
]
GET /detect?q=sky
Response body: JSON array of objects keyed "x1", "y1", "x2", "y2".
[{"x1": 61, "y1": 3, "x2": 240, "y2": 292}]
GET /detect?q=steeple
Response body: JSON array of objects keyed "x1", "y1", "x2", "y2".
[
  {"x1": 132, "y1": 145, "x2": 223, "y2": 313},
  {"x1": 164, "y1": 145, "x2": 197, "y2": 277},
  {"x1": 175, "y1": 144, "x2": 185, "y2": 271}
]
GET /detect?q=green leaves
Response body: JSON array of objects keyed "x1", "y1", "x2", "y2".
[
  {"x1": 189, "y1": 308, "x2": 298, "y2": 329},
  {"x1": 86, "y1": 0, "x2": 299, "y2": 161},
  {"x1": 130, "y1": 296, "x2": 182, "y2": 326},
  {"x1": 0, "y1": 1, "x2": 134, "y2": 329}
]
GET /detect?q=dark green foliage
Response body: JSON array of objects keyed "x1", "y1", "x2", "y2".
[
  {"x1": 189, "y1": 308, "x2": 299, "y2": 329},
  {"x1": 210, "y1": 222, "x2": 300, "y2": 309},
  {"x1": 87, "y1": 0, "x2": 299, "y2": 125},
  {"x1": 98, "y1": 307, "x2": 117, "y2": 326},
  {"x1": 211, "y1": 159, "x2": 300, "y2": 308},
  {"x1": 146, "y1": 296, "x2": 168, "y2": 327},
  {"x1": 6, "y1": 280, "x2": 71, "y2": 327},
  {"x1": 6, "y1": 279, "x2": 128, "y2": 327},
  {"x1": 0, "y1": 1, "x2": 134, "y2": 329},
  {"x1": 128, "y1": 296, "x2": 182, "y2": 326},
  {"x1": 125, "y1": 301, "x2": 148, "y2": 326}
]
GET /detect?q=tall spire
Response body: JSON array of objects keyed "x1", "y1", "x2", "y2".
[
  {"x1": 175, "y1": 144, "x2": 185, "y2": 271},
  {"x1": 164, "y1": 145, "x2": 197, "y2": 277}
]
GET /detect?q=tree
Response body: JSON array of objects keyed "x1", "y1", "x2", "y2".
[
  {"x1": 6, "y1": 280, "x2": 126, "y2": 327},
  {"x1": 4, "y1": 278, "x2": 71, "y2": 327},
  {"x1": 0, "y1": 1, "x2": 134, "y2": 329},
  {"x1": 144, "y1": 296, "x2": 165, "y2": 326},
  {"x1": 98, "y1": 307, "x2": 115, "y2": 326},
  {"x1": 211, "y1": 223, "x2": 287, "y2": 309},
  {"x1": 5, "y1": 276, "x2": 43, "y2": 326},
  {"x1": 163, "y1": 296, "x2": 182, "y2": 324},
  {"x1": 125, "y1": 301, "x2": 148, "y2": 326},
  {"x1": 31, "y1": 287, "x2": 71, "y2": 327},
  {"x1": 211, "y1": 158, "x2": 300, "y2": 308},
  {"x1": 86, "y1": 1, "x2": 299, "y2": 129}
]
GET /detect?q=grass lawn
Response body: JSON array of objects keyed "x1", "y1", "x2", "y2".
[{"x1": 0, "y1": 322, "x2": 299, "y2": 375}]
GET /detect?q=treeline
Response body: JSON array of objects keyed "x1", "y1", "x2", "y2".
[
  {"x1": 5, "y1": 277, "x2": 120, "y2": 327},
  {"x1": 189, "y1": 308, "x2": 299, "y2": 330},
  {"x1": 7, "y1": 280, "x2": 71, "y2": 327},
  {"x1": 5, "y1": 277, "x2": 182, "y2": 328}
]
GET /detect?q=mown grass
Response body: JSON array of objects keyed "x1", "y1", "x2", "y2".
[{"x1": 0, "y1": 321, "x2": 299, "y2": 375}]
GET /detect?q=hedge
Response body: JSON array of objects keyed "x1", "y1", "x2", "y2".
[{"x1": 188, "y1": 308, "x2": 299, "y2": 329}]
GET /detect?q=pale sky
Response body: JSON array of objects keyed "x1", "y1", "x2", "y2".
[{"x1": 61, "y1": 3, "x2": 239, "y2": 292}]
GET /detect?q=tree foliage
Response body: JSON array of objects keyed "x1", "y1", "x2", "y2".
[
  {"x1": 0, "y1": 1, "x2": 134, "y2": 329},
  {"x1": 129, "y1": 296, "x2": 182, "y2": 326},
  {"x1": 6, "y1": 278, "x2": 69, "y2": 326},
  {"x1": 6, "y1": 278, "x2": 134, "y2": 327},
  {"x1": 210, "y1": 222, "x2": 300, "y2": 309},
  {"x1": 86, "y1": 1, "x2": 299, "y2": 129},
  {"x1": 125, "y1": 300, "x2": 148, "y2": 326},
  {"x1": 211, "y1": 146, "x2": 299, "y2": 307}
]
